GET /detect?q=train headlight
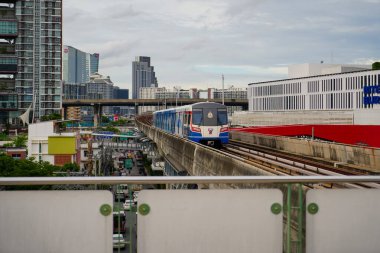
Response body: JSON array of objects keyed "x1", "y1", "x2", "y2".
[
  {"x1": 191, "y1": 127, "x2": 201, "y2": 132},
  {"x1": 220, "y1": 127, "x2": 229, "y2": 132}
]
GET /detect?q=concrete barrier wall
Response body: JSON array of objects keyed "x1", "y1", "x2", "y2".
[
  {"x1": 230, "y1": 131, "x2": 380, "y2": 173},
  {"x1": 136, "y1": 122, "x2": 273, "y2": 177}
]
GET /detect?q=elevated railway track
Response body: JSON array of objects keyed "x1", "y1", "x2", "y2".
[
  {"x1": 222, "y1": 141, "x2": 380, "y2": 189},
  {"x1": 136, "y1": 114, "x2": 380, "y2": 189}
]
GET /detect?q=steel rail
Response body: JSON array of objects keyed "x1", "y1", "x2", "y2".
[
  {"x1": 229, "y1": 139, "x2": 372, "y2": 175},
  {"x1": 1, "y1": 176, "x2": 380, "y2": 186},
  {"x1": 223, "y1": 144, "x2": 380, "y2": 189}
]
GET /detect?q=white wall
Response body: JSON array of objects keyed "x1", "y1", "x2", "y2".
[
  {"x1": 354, "y1": 109, "x2": 380, "y2": 125},
  {"x1": 0, "y1": 191, "x2": 113, "y2": 253},
  {"x1": 199, "y1": 91, "x2": 208, "y2": 99},
  {"x1": 288, "y1": 63, "x2": 336, "y2": 78},
  {"x1": 28, "y1": 121, "x2": 54, "y2": 138},
  {"x1": 248, "y1": 69, "x2": 380, "y2": 113}
]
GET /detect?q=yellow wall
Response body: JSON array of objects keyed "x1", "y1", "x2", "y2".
[{"x1": 48, "y1": 136, "x2": 76, "y2": 155}]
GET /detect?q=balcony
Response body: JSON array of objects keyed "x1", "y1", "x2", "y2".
[
  {"x1": 0, "y1": 77, "x2": 15, "y2": 91},
  {"x1": 0, "y1": 42, "x2": 15, "y2": 55},
  {"x1": 1, "y1": 176, "x2": 380, "y2": 253},
  {"x1": 0, "y1": 6, "x2": 15, "y2": 20}
]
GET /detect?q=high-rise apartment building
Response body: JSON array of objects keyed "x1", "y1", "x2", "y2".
[
  {"x1": 86, "y1": 73, "x2": 114, "y2": 114},
  {"x1": 62, "y1": 45, "x2": 99, "y2": 84},
  {"x1": 0, "y1": 0, "x2": 62, "y2": 125},
  {"x1": 132, "y1": 56, "x2": 158, "y2": 99}
]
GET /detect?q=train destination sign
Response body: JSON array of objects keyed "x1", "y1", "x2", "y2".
[{"x1": 363, "y1": 85, "x2": 380, "y2": 105}]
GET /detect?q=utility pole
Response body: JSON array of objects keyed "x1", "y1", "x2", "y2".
[
  {"x1": 175, "y1": 87, "x2": 177, "y2": 107},
  {"x1": 174, "y1": 86, "x2": 180, "y2": 107},
  {"x1": 222, "y1": 74, "x2": 225, "y2": 105},
  {"x1": 87, "y1": 137, "x2": 93, "y2": 176}
]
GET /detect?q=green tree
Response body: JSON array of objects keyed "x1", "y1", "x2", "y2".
[
  {"x1": 373, "y1": 62, "x2": 380, "y2": 70},
  {"x1": 0, "y1": 154, "x2": 16, "y2": 177},
  {"x1": 97, "y1": 125, "x2": 121, "y2": 134},
  {"x1": 0, "y1": 133, "x2": 10, "y2": 141},
  {"x1": 13, "y1": 134, "x2": 27, "y2": 148},
  {"x1": 104, "y1": 125, "x2": 121, "y2": 134},
  {"x1": 40, "y1": 113, "x2": 62, "y2": 121},
  {"x1": 109, "y1": 118, "x2": 128, "y2": 126},
  {"x1": 0, "y1": 154, "x2": 60, "y2": 190},
  {"x1": 0, "y1": 154, "x2": 58, "y2": 177},
  {"x1": 101, "y1": 116, "x2": 110, "y2": 123},
  {"x1": 61, "y1": 163, "x2": 80, "y2": 172}
]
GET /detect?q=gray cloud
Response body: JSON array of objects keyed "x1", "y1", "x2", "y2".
[{"x1": 63, "y1": 0, "x2": 380, "y2": 90}]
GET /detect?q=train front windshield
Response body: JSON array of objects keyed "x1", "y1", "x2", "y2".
[
  {"x1": 192, "y1": 108, "x2": 228, "y2": 126},
  {"x1": 192, "y1": 109, "x2": 203, "y2": 125},
  {"x1": 217, "y1": 109, "x2": 228, "y2": 125}
]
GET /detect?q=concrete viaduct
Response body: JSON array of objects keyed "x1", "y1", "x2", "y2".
[
  {"x1": 135, "y1": 117, "x2": 270, "y2": 180},
  {"x1": 136, "y1": 115, "x2": 380, "y2": 179}
]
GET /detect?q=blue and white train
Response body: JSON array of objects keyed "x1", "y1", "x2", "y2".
[{"x1": 153, "y1": 102, "x2": 229, "y2": 148}]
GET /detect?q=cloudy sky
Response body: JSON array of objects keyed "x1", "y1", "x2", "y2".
[{"x1": 63, "y1": 0, "x2": 380, "y2": 90}]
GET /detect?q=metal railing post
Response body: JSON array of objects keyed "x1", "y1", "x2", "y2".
[
  {"x1": 298, "y1": 183, "x2": 303, "y2": 253},
  {"x1": 117, "y1": 184, "x2": 121, "y2": 253},
  {"x1": 287, "y1": 183, "x2": 291, "y2": 253},
  {"x1": 129, "y1": 186, "x2": 133, "y2": 253}
]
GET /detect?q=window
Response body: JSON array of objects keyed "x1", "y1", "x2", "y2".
[
  {"x1": 217, "y1": 109, "x2": 228, "y2": 125},
  {"x1": 12, "y1": 154, "x2": 21, "y2": 160},
  {"x1": 192, "y1": 109, "x2": 203, "y2": 125}
]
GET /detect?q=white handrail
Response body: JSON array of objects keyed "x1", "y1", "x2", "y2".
[{"x1": 1, "y1": 176, "x2": 380, "y2": 186}]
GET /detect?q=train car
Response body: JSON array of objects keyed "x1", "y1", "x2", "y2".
[{"x1": 153, "y1": 102, "x2": 229, "y2": 147}]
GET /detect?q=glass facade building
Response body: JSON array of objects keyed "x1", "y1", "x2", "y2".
[
  {"x1": 90, "y1": 53, "x2": 99, "y2": 76},
  {"x1": 62, "y1": 83, "x2": 87, "y2": 100},
  {"x1": 63, "y1": 45, "x2": 99, "y2": 84},
  {"x1": 132, "y1": 56, "x2": 158, "y2": 99}
]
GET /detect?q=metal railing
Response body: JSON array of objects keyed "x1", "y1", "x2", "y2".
[
  {"x1": 1, "y1": 176, "x2": 380, "y2": 253},
  {"x1": 1, "y1": 175, "x2": 380, "y2": 186}
]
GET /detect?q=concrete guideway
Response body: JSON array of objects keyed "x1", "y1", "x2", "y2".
[{"x1": 136, "y1": 119, "x2": 273, "y2": 178}]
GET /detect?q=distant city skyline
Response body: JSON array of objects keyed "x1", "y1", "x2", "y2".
[{"x1": 63, "y1": 0, "x2": 380, "y2": 90}]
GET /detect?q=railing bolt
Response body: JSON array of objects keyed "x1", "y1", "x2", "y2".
[{"x1": 307, "y1": 203, "x2": 319, "y2": 215}]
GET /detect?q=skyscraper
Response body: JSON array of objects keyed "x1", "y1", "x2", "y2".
[
  {"x1": 0, "y1": 0, "x2": 62, "y2": 125},
  {"x1": 62, "y1": 45, "x2": 99, "y2": 84},
  {"x1": 132, "y1": 56, "x2": 158, "y2": 99},
  {"x1": 89, "y1": 53, "x2": 99, "y2": 76}
]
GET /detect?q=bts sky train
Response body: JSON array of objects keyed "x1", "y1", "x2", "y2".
[{"x1": 152, "y1": 102, "x2": 229, "y2": 147}]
